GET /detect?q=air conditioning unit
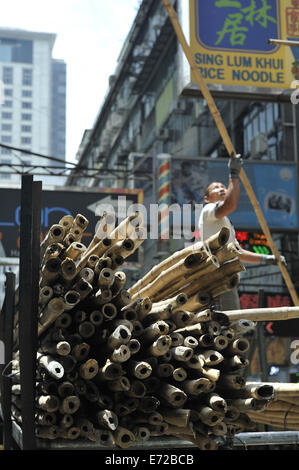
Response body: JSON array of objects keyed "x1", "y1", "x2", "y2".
[
  {"x1": 133, "y1": 44, "x2": 151, "y2": 60},
  {"x1": 101, "y1": 129, "x2": 111, "y2": 143},
  {"x1": 170, "y1": 99, "x2": 188, "y2": 115},
  {"x1": 93, "y1": 144, "x2": 106, "y2": 157},
  {"x1": 250, "y1": 133, "x2": 268, "y2": 159},
  {"x1": 156, "y1": 128, "x2": 171, "y2": 141},
  {"x1": 110, "y1": 112, "x2": 123, "y2": 131},
  {"x1": 105, "y1": 117, "x2": 114, "y2": 133},
  {"x1": 117, "y1": 97, "x2": 130, "y2": 113},
  {"x1": 93, "y1": 145, "x2": 102, "y2": 155},
  {"x1": 152, "y1": 14, "x2": 165, "y2": 30},
  {"x1": 194, "y1": 101, "x2": 206, "y2": 118},
  {"x1": 120, "y1": 138, "x2": 133, "y2": 153}
]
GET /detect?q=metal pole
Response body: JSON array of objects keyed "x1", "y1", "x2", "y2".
[
  {"x1": 268, "y1": 38, "x2": 299, "y2": 47},
  {"x1": 33, "y1": 431, "x2": 299, "y2": 450},
  {"x1": 19, "y1": 175, "x2": 42, "y2": 450},
  {"x1": 1, "y1": 272, "x2": 15, "y2": 449},
  {"x1": 257, "y1": 289, "x2": 269, "y2": 382},
  {"x1": 230, "y1": 431, "x2": 299, "y2": 447}
]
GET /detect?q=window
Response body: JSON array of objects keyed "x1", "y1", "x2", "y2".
[
  {"x1": 3, "y1": 100, "x2": 12, "y2": 107},
  {"x1": 1, "y1": 147, "x2": 11, "y2": 155},
  {"x1": 2, "y1": 124, "x2": 12, "y2": 131},
  {"x1": 0, "y1": 171, "x2": 11, "y2": 180},
  {"x1": 21, "y1": 113, "x2": 31, "y2": 121},
  {"x1": 21, "y1": 125, "x2": 31, "y2": 133},
  {"x1": 22, "y1": 102, "x2": 32, "y2": 109},
  {"x1": 21, "y1": 137, "x2": 31, "y2": 144},
  {"x1": 1, "y1": 135, "x2": 12, "y2": 143},
  {"x1": 22, "y1": 68, "x2": 32, "y2": 86},
  {"x1": 242, "y1": 101, "x2": 283, "y2": 160},
  {"x1": 0, "y1": 38, "x2": 33, "y2": 64},
  {"x1": 0, "y1": 158, "x2": 11, "y2": 179},
  {"x1": 3, "y1": 67, "x2": 13, "y2": 84},
  {"x1": 22, "y1": 90, "x2": 32, "y2": 97},
  {"x1": 4, "y1": 89, "x2": 13, "y2": 96},
  {"x1": 2, "y1": 112, "x2": 12, "y2": 119}
]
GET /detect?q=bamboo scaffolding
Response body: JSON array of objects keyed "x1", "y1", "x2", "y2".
[
  {"x1": 161, "y1": 0, "x2": 299, "y2": 306},
  {"x1": 14, "y1": 212, "x2": 299, "y2": 450},
  {"x1": 128, "y1": 228, "x2": 229, "y2": 297}
]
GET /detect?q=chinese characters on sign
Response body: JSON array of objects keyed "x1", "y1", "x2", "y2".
[
  {"x1": 215, "y1": 0, "x2": 277, "y2": 47},
  {"x1": 189, "y1": 0, "x2": 295, "y2": 88},
  {"x1": 239, "y1": 292, "x2": 299, "y2": 337},
  {"x1": 239, "y1": 292, "x2": 291, "y2": 309},
  {"x1": 286, "y1": 0, "x2": 299, "y2": 37}
]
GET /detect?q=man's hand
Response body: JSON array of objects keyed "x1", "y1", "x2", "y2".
[
  {"x1": 260, "y1": 254, "x2": 287, "y2": 267},
  {"x1": 228, "y1": 154, "x2": 243, "y2": 178}
]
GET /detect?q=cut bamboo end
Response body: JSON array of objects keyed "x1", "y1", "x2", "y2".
[
  {"x1": 59, "y1": 215, "x2": 74, "y2": 232},
  {"x1": 79, "y1": 359, "x2": 99, "y2": 380},
  {"x1": 36, "y1": 425, "x2": 59, "y2": 440},
  {"x1": 97, "y1": 409, "x2": 119, "y2": 431},
  {"x1": 244, "y1": 383, "x2": 275, "y2": 400},
  {"x1": 59, "y1": 395, "x2": 81, "y2": 415},
  {"x1": 132, "y1": 426, "x2": 151, "y2": 441},
  {"x1": 170, "y1": 346, "x2": 194, "y2": 362},
  {"x1": 113, "y1": 426, "x2": 135, "y2": 449},
  {"x1": 172, "y1": 367, "x2": 188, "y2": 382},
  {"x1": 196, "y1": 406, "x2": 224, "y2": 427},
  {"x1": 38, "y1": 286, "x2": 54, "y2": 307},
  {"x1": 36, "y1": 395, "x2": 60, "y2": 413},
  {"x1": 147, "y1": 335, "x2": 172, "y2": 357},
  {"x1": 158, "y1": 383, "x2": 188, "y2": 408}
]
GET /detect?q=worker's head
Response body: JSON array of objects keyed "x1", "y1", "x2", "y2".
[{"x1": 204, "y1": 181, "x2": 227, "y2": 203}]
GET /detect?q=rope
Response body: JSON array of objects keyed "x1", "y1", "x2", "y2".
[{"x1": 283, "y1": 403, "x2": 296, "y2": 430}]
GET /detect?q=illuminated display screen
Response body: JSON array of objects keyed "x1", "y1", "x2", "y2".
[{"x1": 235, "y1": 231, "x2": 272, "y2": 255}]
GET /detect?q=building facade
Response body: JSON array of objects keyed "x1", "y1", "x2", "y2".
[
  {"x1": 0, "y1": 28, "x2": 67, "y2": 308},
  {"x1": 67, "y1": 0, "x2": 299, "y2": 335},
  {"x1": 0, "y1": 27, "x2": 66, "y2": 185},
  {"x1": 51, "y1": 58, "x2": 67, "y2": 163}
]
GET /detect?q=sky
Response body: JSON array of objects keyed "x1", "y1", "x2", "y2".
[{"x1": 0, "y1": 0, "x2": 141, "y2": 163}]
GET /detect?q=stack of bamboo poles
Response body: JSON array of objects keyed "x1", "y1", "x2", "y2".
[
  {"x1": 10, "y1": 214, "x2": 299, "y2": 450},
  {"x1": 128, "y1": 226, "x2": 245, "y2": 311},
  {"x1": 245, "y1": 382, "x2": 299, "y2": 430}
]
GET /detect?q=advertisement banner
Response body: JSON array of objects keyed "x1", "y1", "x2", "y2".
[
  {"x1": 239, "y1": 291, "x2": 299, "y2": 337},
  {"x1": 189, "y1": 0, "x2": 299, "y2": 90},
  {"x1": 171, "y1": 159, "x2": 298, "y2": 230},
  {"x1": 0, "y1": 187, "x2": 143, "y2": 262}
]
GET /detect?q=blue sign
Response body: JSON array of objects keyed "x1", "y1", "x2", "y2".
[
  {"x1": 171, "y1": 159, "x2": 298, "y2": 231},
  {"x1": 0, "y1": 188, "x2": 141, "y2": 259},
  {"x1": 195, "y1": 0, "x2": 280, "y2": 53},
  {"x1": 208, "y1": 161, "x2": 298, "y2": 230}
]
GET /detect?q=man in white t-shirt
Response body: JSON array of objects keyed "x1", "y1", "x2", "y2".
[{"x1": 198, "y1": 155, "x2": 286, "y2": 310}]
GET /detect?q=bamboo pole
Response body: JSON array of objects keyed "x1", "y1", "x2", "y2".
[
  {"x1": 268, "y1": 38, "x2": 299, "y2": 47},
  {"x1": 275, "y1": 397, "x2": 299, "y2": 407},
  {"x1": 131, "y1": 253, "x2": 204, "y2": 301},
  {"x1": 17, "y1": 211, "x2": 299, "y2": 448},
  {"x1": 223, "y1": 306, "x2": 299, "y2": 322},
  {"x1": 266, "y1": 401, "x2": 299, "y2": 414},
  {"x1": 128, "y1": 228, "x2": 230, "y2": 298},
  {"x1": 160, "y1": 408, "x2": 191, "y2": 427},
  {"x1": 161, "y1": 0, "x2": 299, "y2": 306},
  {"x1": 247, "y1": 382, "x2": 299, "y2": 397}
]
